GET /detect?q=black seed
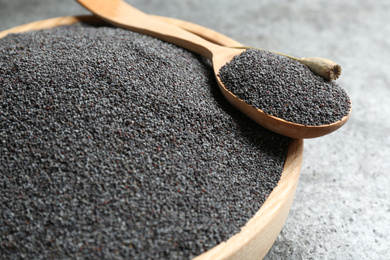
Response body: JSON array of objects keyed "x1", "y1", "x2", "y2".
[
  {"x1": 0, "y1": 23, "x2": 291, "y2": 259},
  {"x1": 218, "y1": 49, "x2": 351, "y2": 126}
]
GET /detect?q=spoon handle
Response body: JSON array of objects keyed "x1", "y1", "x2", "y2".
[
  {"x1": 77, "y1": 0, "x2": 221, "y2": 60},
  {"x1": 152, "y1": 15, "x2": 243, "y2": 47}
]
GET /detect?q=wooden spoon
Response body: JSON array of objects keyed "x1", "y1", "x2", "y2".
[{"x1": 76, "y1": 0, "x2": 351, "y2": 139}]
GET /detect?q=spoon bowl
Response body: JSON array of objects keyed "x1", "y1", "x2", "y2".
[{"x1": 77, "y1": 0, "x2": 351, "y2": 139}]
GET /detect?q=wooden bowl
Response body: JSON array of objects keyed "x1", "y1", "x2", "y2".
[{"x1": 0, "y1": 15, "x2": 304, "y2": 259}]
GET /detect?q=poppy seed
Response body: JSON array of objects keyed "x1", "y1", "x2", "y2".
[
  {"x1": 0, "y1": 23, "x2": 291, "y2": 259},
  {"x1": 218, "y1": 49, "x2": 351, "y2": 126}
]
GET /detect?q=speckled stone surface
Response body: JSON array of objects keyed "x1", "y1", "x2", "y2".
[{"x1": 1, "y1": 0, "x2": 389, "y2": 259}]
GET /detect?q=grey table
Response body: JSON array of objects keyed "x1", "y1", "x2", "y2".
[{"x1": 1, "y1": 0, "x2": 389, "y2": 259}]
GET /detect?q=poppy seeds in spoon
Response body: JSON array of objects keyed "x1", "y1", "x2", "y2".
[{"x1": 218, "y1": 49, "x2": 351, "y2": 126}]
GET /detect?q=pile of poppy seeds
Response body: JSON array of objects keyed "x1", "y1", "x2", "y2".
[
  {"x1": 218, "y1": 49, "x2": 351, "y2": 126},
  {"x1": 0, "y1": 23, "x2": 292, "y2": 259}
]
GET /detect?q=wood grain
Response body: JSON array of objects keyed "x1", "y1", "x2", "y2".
[
  {"x1": 0, "y1": 15, "x2": 304, "y2": 259},
  {"x1": 152, "y1": 15, "x2": 242, "y2": 47}
]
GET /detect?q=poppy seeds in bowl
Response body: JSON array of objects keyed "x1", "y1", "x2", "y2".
[{"x1": 0, "y1": 23, "x2": 291, "y2": 259}]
